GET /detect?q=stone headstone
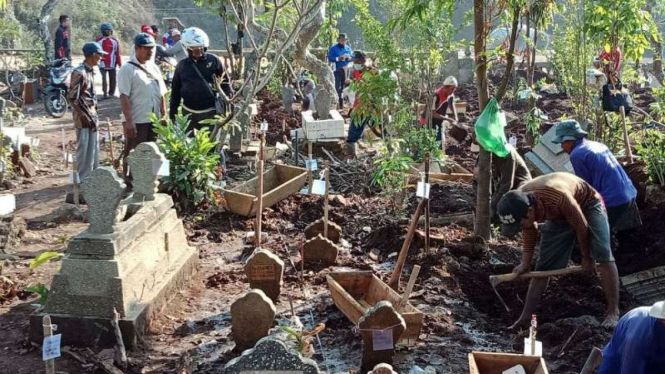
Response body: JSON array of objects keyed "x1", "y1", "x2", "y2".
[
  {"x1": 223, "y1": 338, "x2": 319, "y2": 374},
  {"x1": 244, "y1": 249, "x2": 284, "y2": 303},
  {"x1": 303, "y1": 235, "x2": 339, "y2": 266},
  {"x1": 524, "y1": 125, "x2": 571, "y2": 175},
  {"x1": 283, "y1": 85, "x2": 294, "y2": 112},
  {"x1": 127, "y1": 142, "x2": 164, "y2": 202},
  {"x1": 18, "y1": 158, "x2": 36, "y2": 178},
  {"x1": 82, "y1": 167, "x2": 126, "y2": 234},
  {"x1": 304, "y1": 218, "x2": 342, "y2": 244},
  {"x1": 368, "y1": 363, "x2": 398, "y2": 374},
  {"x1": 359, "y1": 301, "x2": 406, "y2": 373},
  {"x1": 314, "y1": 88, "x2": 333, "y2": 120},
  {"x1": 231, "y1": 289, "x2": 276, "y2": 351}
]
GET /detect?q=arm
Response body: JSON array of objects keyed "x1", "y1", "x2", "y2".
[
  {"x1": 169, "y1": 65, "x2": 182, "y2": 120},
  {"x1": 570, "y1": 153, "x2": 592, "y2": 185},
  {"x1": 116, "y1": 39, "x2": 122, "y2": 66},
  {"x1": 54, "y1": 28, "x2": 64, "y2": 59},
  {"x1": 119, "y1": 94, "x2": 136, "y2": 138},
  {"x1": 449, "y1": 95, "x2": 459, "y2": 122},
  {"x1": 519, "y1": 226, "x2": 538, "y2": 271},
  {"x1": 327, "y1": 46, "x2": 337, "y2": 63},
  {"x1": 214, "y1": 55, "x2": 233, "y2": 97},
  {"x1": 430, "y1": 95, "x2": 445, "y2": 120}
]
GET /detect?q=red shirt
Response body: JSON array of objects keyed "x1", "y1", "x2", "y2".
[
  {"x1": 96, "y1": 36, "x2": 122, "y2": 69},
  {"x1": 599, "y1": 47, "x2": 622, "y2": 79},
  {"x1": 352, "y1": 69, "x2": 365, "y2": 108}
]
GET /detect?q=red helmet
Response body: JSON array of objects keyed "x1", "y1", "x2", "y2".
[{"x1": 141, "y1": 25, "x2": 156, "y2": 37}]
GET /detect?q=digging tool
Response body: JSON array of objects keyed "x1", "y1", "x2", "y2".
[
  {"x1": 424, "y1": 153, "x2": 430, "y2": 251},
  {"x1": 490, "y1": 266, "x2": 583, "y2": 311},
  {"x1": 397, "y1": 265, "x2": 421, "y2": 312},
  {"x1": 388, "y1": 198, "x2": 427, "y2": 291},
  {"x1": 307, "y1": 142, "x2": 314, "y2": 193},
  {"x1": 579, "y1": 347, "x2": 603, "y2": 374},
  {"x1": 619, "y1": 106, "x2": 633, "y2": 164},
  {"x1": 323, "y1": 161, "x2": 330, "y2": 238}
]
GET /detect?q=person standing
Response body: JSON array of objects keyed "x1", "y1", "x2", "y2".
[
  {"x1": 327, "y1": 33, "x2": 352, "y2": 109},
  {"x1": 54, "y1": 15, "x2": 72, "y2": 60},
  {"x1": 117, "y1": 33, "x2": 167, "y2": 180},
  {"x1": 552, "y1": 120, "x2": 639, "y2": 233},
  {"x1": 163, "y1": 29, "x2": 187, "y2": 63},
  {"x1": 489, "y1": 145, "x2": 532, "y2": 223},
  {"x1": 598, "y1": 301, "x2": 665, "y2": 374},
  {"x1": 497, "y1": 173, "x2": 621, "y2": 329},
  {"x1": 419, "y1": 76, "x2": 459, "y2": 146},
  {"x1": 67, "y1": 42, "x2": 107, "y2": 181},
  {"x1": 170, "y1": 27, "x2": 233, "y2": 133},
  {"x1": 345, "y1": 51, "x2": 375, "y2": 159},
  {"x1": 96, "y1": 23, "x2": 122, "y2": 99}
]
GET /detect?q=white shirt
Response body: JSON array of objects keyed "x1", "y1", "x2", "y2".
[{"x1": 117, "y1": 56, "x2": 167, "y2": 124}]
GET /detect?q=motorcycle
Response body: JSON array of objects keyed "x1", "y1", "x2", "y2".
[{"x1": 43, "y1": 58, "x2": 73, "y2": 118}]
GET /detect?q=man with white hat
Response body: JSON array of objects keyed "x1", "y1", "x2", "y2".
[
  {"x1": 163, "y1": 29, "x2": 187, "y2": 63},
  {"x1": 598, "y1": 301, "x2": 665, "y2": 374},
  {"x1": 419, "y1": 76, "x2": 459, "y2": 147}
]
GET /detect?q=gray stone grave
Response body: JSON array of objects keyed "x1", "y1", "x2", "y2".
[
  {"x1": 524, "y1": 124, "x2": 574, "y2": 175},
  {"x1": 231, "y1": 289, "x2": 276, "y2": 351},
  {"x1": 127, "y1": 142, "x2": 163, "y2": 202},
  {"x1": 29, "y1": 145, "x2": 198, "y2": 348},
  {"x1": 359, "y1": 301, "x2": 406, "y2": 373},
  {"x1": 304, "y1": 218, "x2": 342, "y2": 244},
  {"x1": 314, "y1": 88, "x2": 333, "y2": 120},
  {"x1": 244, "y1": 249, "x2": 284, "y2": 303},
  {"x1": 283, "y1": 85, "x2": 294, "y2": 112},
  {"x1": 223, "y1": 338, "x2": 319, "y2": 374},
  {"x1": 303, "y1": 234, "x2": 339, "y2": 266}
]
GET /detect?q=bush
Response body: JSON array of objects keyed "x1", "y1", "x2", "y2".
[
  {"x1": 371, "y1": 143, "x2": 413, "y2": 198},
  {"x1": 636, "y1": 130, "x2": 665, "y2": 187},
  {"x1": 401, "y1": 127, "x2": 443, "y2": 163},
  {"x1": 151, "y1": 114, "x2": 221, "y2": 209}
]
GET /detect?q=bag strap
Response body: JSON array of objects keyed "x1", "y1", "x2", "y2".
[
  {"x1": 127, "y1": 61, "x2": 158, "y2": 82},
  {"x1": 189, "y1": 59, "x2": 217, "y2": 100}
]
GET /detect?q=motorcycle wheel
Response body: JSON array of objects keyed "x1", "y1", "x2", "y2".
[{"x1": 44, "y1": 91, "x2": 68, "y2": 118}]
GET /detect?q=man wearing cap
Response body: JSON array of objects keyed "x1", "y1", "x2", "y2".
[
  {"x1": 552, "y1": 120, "x2": 638, "y2": 234},
  {"x1": 163, "y1": 29, "x2": 187, "y2": 63},
  {"x1": 67, "y1": 42, "x2": 107, "y2": 181},
  {"x1": 117, "y1": 33, "x2": 167, "y2": 182},
  {"x1": 420, "y1": 77, "x2": 459, "y2": 146},
  {"x1": 497, "y1": 172, "x2": 621, "y2": 328},
  {"x1": 97, "y1": 23, "x2": 122, "y2": 99},
  {"x1": 328, "y1": 33, "x2": 353, "y2": 109},
  {"x1": 598, "y1": 301, "x2": 665, "y2": 374}
]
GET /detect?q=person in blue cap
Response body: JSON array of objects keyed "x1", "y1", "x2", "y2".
[
  {"x1": 598, "y1": 301, "x2": 665, "y2": 374},
  {"x1": 552, "y1": 120, "x2": 639, "y2": 234},
  {"x1": 327, "y1": 33, "x2": 352, "y2": 109},
  {"x1": 67, "y1": 42, "x2": 107, "y2": 182}
]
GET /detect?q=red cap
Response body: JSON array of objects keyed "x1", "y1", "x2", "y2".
[{"x1": 141, "y1": 25, "x2": 156, "y2": 37}]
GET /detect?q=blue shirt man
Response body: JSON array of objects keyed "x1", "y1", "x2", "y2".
[
  {"x1": 598, "y1": 302, "x2": 665, "y2": 374},
  {"x1": 327, "y1": 33, "x2": 352, "y2": 108},
  {"x1": 553, "y1": 120, "x2": 638, "y2": 229}
]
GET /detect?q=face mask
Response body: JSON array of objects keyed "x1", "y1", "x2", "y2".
[{"x1": 354, "y1": 64, "x2": 364, "y2": 70}]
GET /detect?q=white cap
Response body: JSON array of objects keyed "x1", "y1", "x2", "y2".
[
  {"x1": 171, "y1": 29, "x2": 181, "y2": 36},
  {"x1": 443, "y1": 76, "x2": 458, "y2": 86},
  {"x1": 650, "y1": 301, "x2": 665, "y2": 319}
]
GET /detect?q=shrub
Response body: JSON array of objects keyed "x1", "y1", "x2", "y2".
[
  {"x1": 636, "y1": 130, "x2": 665, "y2": 187},
  {"x1": 401, "y1": 127, "x2": 443, "y2": 163}
]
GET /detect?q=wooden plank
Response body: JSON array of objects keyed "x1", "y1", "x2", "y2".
[
  {"x1": 328, "y1": 271, "x2": 373, "y2": 296},
  {"x1": 326, "y1": 275, "x2": 366, "y2": 324},
  {"x1": 469, "y1": 352, "x2": 548, "y2": 374}
]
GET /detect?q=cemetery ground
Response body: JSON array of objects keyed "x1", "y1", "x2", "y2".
[{"x1": 0, "y1": 82, "x2": 664, "y2": 374}]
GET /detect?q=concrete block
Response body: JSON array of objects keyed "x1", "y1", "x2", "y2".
[{"x1": 302, "y1": 110, "x2": 345, "y2": 142}]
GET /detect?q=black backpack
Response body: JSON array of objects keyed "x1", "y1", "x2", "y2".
[{"x1": 602, "y1": 82, "x2": 633, "y2": 115}]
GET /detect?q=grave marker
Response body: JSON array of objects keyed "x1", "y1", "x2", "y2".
[
  {"x1": 359, "y1": 301, "x2": 406, "y2": 373},
  {"x1": 245, "y1": 249, "x2": 284, "y2": 303},
  {"x1": 223, "y1": 338, "x2": 319, "y2": 374},
  {"x1": 82, "y1": 167, "x2": 125, "y2": 234},
  {"x1": 304, "y1": 219, "x2": 342, "y2": 244},
  {"x1": 303, "y1": 234, "x2": 338, "y2": 266},
  {"x1": 231, "y1": 289, "x2": 276, "y2": 351}
]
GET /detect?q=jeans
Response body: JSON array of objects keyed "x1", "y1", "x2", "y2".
[
  {"x1": 334, "y1": 70, "x2": 346, "y2": 107},
  {"x1": 347, "y1": 116, "x2": 371, "y2": 143},
  {"x1": 75, "y1": 128, "x2": 99, "y2": 182},
  {"x1": 100, "y1": 68, "x2": 117, "y2": 97}
]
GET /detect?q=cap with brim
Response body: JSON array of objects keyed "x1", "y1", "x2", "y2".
[
  {"x1": 134, "y1": 33, "x2": 156, "y2": 47},
  {"x1": 497, "y1": 190, "x2": 531, "y2": 238},
  {"x1": 650, "y1": 301, "x2": 665, "y2": 319},
  {"x1": 82, "y1": 42, "x2": 108, "y2": 56},
  {"x1": 171, "y1": 29, "x2": 181, "y2": 36},
  {"x1": 338, "y1": 33, "x2": 347, "y2": 40},
  {"x1": 552, "y1": 120, "x2": 588, "y2": 144}
]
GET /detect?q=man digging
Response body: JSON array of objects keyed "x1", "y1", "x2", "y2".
[{"x1": 497, "y1": 173, "x2": 621, "y2": 329}]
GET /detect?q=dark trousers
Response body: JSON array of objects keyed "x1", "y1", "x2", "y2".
[
  {"x1": 122, "y1": 122, "x2": 157, "y2": 181},
  {"x1": 334, "y1": 70, "x2": 346, "y2": 107},
  {"x1": 100, "y1": 68, "x2": 117, "y2": 97},
  {"x1": 347, "y1": 116, "x2": 371, "y2": 143},
  {"x1": 183, "y1": 109, "x2": 217, "y2": 135}
]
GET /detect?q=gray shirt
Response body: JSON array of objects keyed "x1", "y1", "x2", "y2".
[
  {"x1": 164, "y1": 40, "x2": 188, "y2": 63},
  {"x1": 117, "y1": 56, "x2": 167, "y2": 124}
]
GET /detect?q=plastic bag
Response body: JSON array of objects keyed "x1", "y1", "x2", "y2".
[{"x1": 474, "y1": 98, "x2": 509, "y2": 157}]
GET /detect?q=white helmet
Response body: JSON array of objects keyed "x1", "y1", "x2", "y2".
[{"x1": 181, "y1": 27, "x2": 209, "y2": 49}]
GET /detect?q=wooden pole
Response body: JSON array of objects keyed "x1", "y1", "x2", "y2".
[
  {"x1": 106, "y1": 119, "x2": 115, "y2": 166},
  {"x1": 397, "y1": 265, "x2": 421, "y2": 311},
  {"x1": 307, "y1": 142, "x2": 314, "y2": 193},
  {"x1": 388, "y1": 198, "x2": 427, "y2": 291},
  {"x1": 619, "y1": 106, "x2": 634, "y2": 164},
  {"x1": 579, "y1": 347, "x2": 603, "y2": 374},
  {"x1": 255, "y1": 135, "x2": 264, "y2": 248},
  {"x1": 61, "y1": 128, "x2": 66, "y2": 165},
  {"x1": 111, "y1": 308, "x2": 128, "y2": 369},
  {"x1": 43, "y1": 315, "x2": 55, "y2": 374},
  {"x1": 424, "y1": 153, "x2": 431, "y2": 251},
  {"x1": 323, "y1": 161, "x2": 330, "y2": 238}
]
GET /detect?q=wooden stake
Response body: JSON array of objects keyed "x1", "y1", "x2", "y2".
[
  {"x1": 255, "y1": 135, "x2": 265, "y2": 248},
  {"x1": 388, "y1": 198, "x2": 427, "y2": 291},
  {"x1": 43, "y1": 315, "x2": 55, "y2": 374},
  {"x1": 579, "y1": 347, "x2": 603, "y2": 374},
  {"x1": 619, "y1": 106, "x2": 633, "y2": 164},
  {"x1": 61, "y1": 128, "x2": 66, "y2": 165},
  {"x1": 106, "y1": 119, "x2": 115, "y2": 167},
  {"x1": 282, "y1": 119, "x2": 286, "y2": 132},
  {"x1": 111, "y1": 308, "x2": 128, "y2": 369},
  {"x1": 424, "y1": 153, "x2": 431, "y2": 251},
  {"x1": 323, "y1": 161, "x2": 330, "y2": 238},
  {"x1": 397, "y1": 265, "x2": 421, "y2": 311},
  {"x1": 307, "y1": 142, "x2": 314, "y2": 193}
]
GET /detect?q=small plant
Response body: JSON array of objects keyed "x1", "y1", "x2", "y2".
[
  {"x1": 635, "y1": 130, "x2": 665, "y2": 187},
  {"x1": 371, "y1": 143, "x2": 413, "y2": 197},
  {"x1": 152, "y1": 114, "x2": 222, "y2": 209},
  {"x1": 522, "y1": 106, "x2": 547, "y2": 145},
  {"x1": 401, "y1": 127, "x2": 443, "y2": 163},
  {"x1": 279, "y1": 323, "x2": 325, "y2": 358},
  {"x1": 25, "y1": 284, "x2": 49, "y2": 305},
  {"x1": 29, "y1": 252, "x2": 63, "y2": 268},
  {"x1": 649, "y1": 87, "x2": 665, "y2": 123}
]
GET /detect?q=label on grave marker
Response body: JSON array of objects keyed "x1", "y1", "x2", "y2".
[
  {"x1": 311, "y1": 179, "x2": 326, "y2": 195},
  {"x1": 251, "y1": 264, "x2": 276, "y2": 280},
  {"x1": 31, "y1": 137, "x2": 40, "y2": 147},
  {"x1": 260, "y1": 121, "x2": 269, "y2": 131},
  {"x1": 153, "y1": 159, "x2": 170, "y2": 176},
  {"x1": 523, "y1": 338, "x2": 542, "y2": 357},
  {"x1": 42, "y1": 334, "x2": 62, "y2": 361},
  {"x1": 416, "y1": 182, "x2": 431, "y2": 199},
  {"x1": 372, "y1": 329, "x2": 394, "y2": 351},
  {"x1": 104, "y1": 132, "x2": 111, "y2": 141},
  {"x1": 305, "y1": 159, "x2": 318, "y2": 171}
]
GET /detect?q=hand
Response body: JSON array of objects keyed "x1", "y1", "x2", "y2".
[
  {"x1": 124, "y1": 120, "x2": 137, "y2": 139},
  {"x1": 345, "y1": 79, "x2": 351, "y2": 85},
  {"x1": 581, "y1": 256, "x2": 596, "y2": 274},
  {"x1": 513, "y1": 263, "x2": 531, "y2": 276}
]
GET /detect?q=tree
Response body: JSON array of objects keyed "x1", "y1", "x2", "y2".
[{"x1": 39, "y1": 0, "x2": 60, "y2": 65}]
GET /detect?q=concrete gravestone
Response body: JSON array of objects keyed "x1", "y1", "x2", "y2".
[
  {"x1": 244, "y1": 249, "x2": 284, "y2": 303},
  {"x1": 314, "y1": 88, "x2": 333, "y2": 120},
  {"x1": 30, "y1": 143, "x2": 198, "y2": 348},
  {"x1": 231, "y1": 289, "x2": 276, "y2": 351},
  {"x1": 304, "y1": 218, "x2": 342, "y2": 244},
  {"x1": 82, "y1": 167, "x2": 125, "y2": 234},
  {"x1": 368, "y1": 363, "x2": 399, "y2": 374},
  {"x1": 127, "y1": 142, "x2": 163, "y2": 201},
  {"x1": 283, "y1": 85, "x2": 294, "y2": 112},
  {"x1": 359, "y1": 301, "x2": 406, "y2": 373},
  {"x1": 303, "y1": 234, "x2": 339, "y2": 266},
  {"x1": 223, "y1": 338, "x2": 319, "y2": 374}
]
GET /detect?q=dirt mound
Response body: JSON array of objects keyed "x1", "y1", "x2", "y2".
[
  {"x1": 616, "y1": 203, "x2": 665, "y2": 274},
  {"x1": 255, "y1": 90, "x2": 302, "y2": 146}
]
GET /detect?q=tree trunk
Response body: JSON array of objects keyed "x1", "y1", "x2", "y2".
[
  {"x1": 474, "y1": 0, "x2": 491, "y2": 240},
  {"x1": 39, "y1": 0, "x2": 60, "y2": 65},
  {"x1": 646, "y1": 0, "x2": 664, "y2": 85},
  {"x1": 495, "y1": 5, "x2": 521, "y2": 102}
]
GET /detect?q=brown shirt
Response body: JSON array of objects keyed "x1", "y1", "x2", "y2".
[
  {"x1": 67, "y1": 62, "x2": 97, "y2": 129},
  {"x1": 519, "y1": 172, "x2": 601, "y2": 256}
]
